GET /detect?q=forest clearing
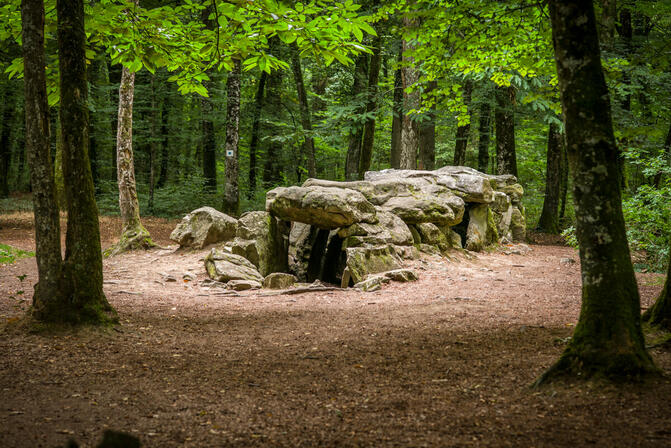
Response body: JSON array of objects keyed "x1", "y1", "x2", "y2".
[
  {"x1": 2, "y1": 214, "x2": 671, "y2": 447},
  {"x1": 3, "y1": 0, "x2": 671, "y2": 446}
]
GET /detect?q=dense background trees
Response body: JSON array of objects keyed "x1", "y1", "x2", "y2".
[{"x1": 3, "y1": 1, "x2": 671, "y2": 329}]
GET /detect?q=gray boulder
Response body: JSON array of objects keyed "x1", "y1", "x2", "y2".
[
  {"x1": 346, "y1": 245, "x2": 403, "y2": 284},
  {"x1": 510, "y1": 206, "x2": 526, "y2": 242},
  {"x1": 204, "y1": 249, "x2": 264, "y2": 283},
  {"x1": 266, "y1": 185, "x2": 377, "y2": 229},
  {"x1": 338, "y1": 211, "x2": 413, "y2": 248},
  {"x1": 263, "y1": 272, "x2": 297, "y2": 289},
  {"x1": 230, "y1": 211, "x2": 289, "y2": 277},
  {"x1": 465, "y1": 204, "x2": 499, "y2": 252},
  {"x1": 170, "y1": 207, "x2": 237, "y2": 249},
  {"x1": 416, "y1": 222, "x2": 450, "y2": 252},
  {"x1": 227, "y1": 279, "x2": 262, "y2": 291}
]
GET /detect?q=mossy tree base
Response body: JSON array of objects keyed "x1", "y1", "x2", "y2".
[
  {"x1": 104, "y1": 224, "x2": 155, "y2": 257},
  {"x1": 642, "y1": 255, "x2": 671, "y2": 331}
]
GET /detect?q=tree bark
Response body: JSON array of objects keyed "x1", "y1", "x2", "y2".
[
  {"x1": 390, "y1": 58, "x2": 403, "y2": 169},
  {"x1": 107, "y1": 64, "x2": 153, "y2": 256},
  {"x1": 559, "y1": 137, "x2": 569, "y2": 219},
  {"x1": 56, "y1": 0, "x2": 116, "y2": 323},
  {"x1": 291, "y1": 46, "x2": 317, "y2": 178},
  {"x1": 148, "y1": 75, "x2": 159, "y2": 213},
  {"x1": 599, "y1": 0, "x2": 617, "y2": 50},
  {"x1": 0, "y1": 87, "x2": 15, "y2": 198},
  {"x1": 453, "y1": 80, "x2": 473, "y2": 167},
  {"x1": 495, "y1": 85, "x2": 518, "y2": 177},
  {"x1": 248, "y1": 70, "x2": 267, "y2": 198},
  {"x1": 359, "y1": 34, "x2": 382, "y2": 177},
  {"x1": 157, "y1": 85, "x2": 171, "y2": 189},
  {"x1": 263, "y1": 64, "x2": 282, "y2": 186},
  {"x1": 222, "y1": 59, "x2": 241, "y2": 216},
  {"x1": 536, "y1": 122, "x2": 563, "y2": 233},
  {"x1": 477, "y1": 101, "x2": 491, "y2": 173},
  {"x1": 400, "y1": 19, "x2": 420, "y2": 170},
  {"x1": 345, "y1": 54, "x2": 368, "y2": 181},
  {"x1": 537, "y1": 0, "x2": 656, "y2": 384},
  {"x1": 21, "y1": 0, "x2": 64, "y2": 316},
  {"x1": 201, "y1": 90, "x2": 217, "y2": 191},
  {"x1": 418, "y1": 80, "x2": 437, "y2": 171}
]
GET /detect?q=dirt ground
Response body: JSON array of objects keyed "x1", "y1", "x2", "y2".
[{"x1": 2, "y1": 212, "x2": 671, "y2": 448}]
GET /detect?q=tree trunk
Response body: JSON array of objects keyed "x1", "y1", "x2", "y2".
[
  {"x1": 536, "y1": 0, "x2": 656, "y2": 384},
  {"x1": 222, "y1": 59, "x2": 241, "y2": 216},
  {"x1": 263, "y1": 65, "x2": 282, "y2": 186},
  {"x1": 453, "y1": 80, "x2": 473, "y2": 167},
  {"x1": 418, "y1": 80, "x2": 437, "y2": 171},
  {"x1": 559, "y1": 137, "x2": 569, "y2": 219},
  {"x1": 390, "y1": 49, "x2": 403, "y2": 169},
  {"x1": 21, "y1": 0, "x2": 64, "y2": 316},
  {"x1": 107, "y1": 63, "x2": 153, "y2": 256},
  {"x1": 400, "y1": 19, "x2": 420, "y2": 170},
  {"x1": 157, "y1": 85, "x2": 171, "y2": 189},
  {"x1": 642, "y1": 245, "x2": 671, "y2": 330},
  {"x1": 57, "y1": 0, "x2": 116, "y2": 324},
  {"x1": 0, "y1": 87, "x2": 15, "y2": 198},
  {"x1": 536, "y1": 122, "x2": 563, "y2": 233},
  {"x1": 600, "y1": 0, "x2": 617, "y2": 50},
  {"x1": 345, "y1": 54, "x2": 368, "y2": 180},
  {"x1": 477, "y1": 101, "x2": 491, "y2": 173},
  {"x1": 201, "y1": 89, "x2": 217, "y2": 191},
  {"x1": 148, "y1": 75, "x2": 159, "y2": 214},
  {"x1": 495, "y1": 85, "x2": 518, "y2": 177},
  {"x1": 359, "y1": 34, "x2": 383, "y2": 177},
  {"x1": 248, "y1": 70, "x2": 267, "y2": 198},
  {"x1": 291, "y1": 46, "x2": 317, "y2": 178}
]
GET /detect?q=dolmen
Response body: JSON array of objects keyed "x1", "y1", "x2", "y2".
[{"x1": 170, "y1": 166, "x2": 525, "y2": 290}]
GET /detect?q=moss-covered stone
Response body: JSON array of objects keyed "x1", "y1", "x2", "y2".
[{"x1": 346, "y1": 245, "x2": 402, "y2": 284}]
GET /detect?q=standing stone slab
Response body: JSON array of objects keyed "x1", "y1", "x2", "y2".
[
  {"x1": 230, "y1": 211, "x2": 289, "y2": 277},
  {"x1": 170, "y1": 206, "x2": 237, "y2": 249},
  {"x1": 465, "y1": 204, "x2": 498, "y2": 252},
  {"x1": 205, "y1": 249, "x2": 264, "y2": 283}
]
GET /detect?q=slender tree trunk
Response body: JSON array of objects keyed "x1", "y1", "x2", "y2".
[
  {"x1": 559, "y1": 138, "x2": 569, "y2": 219},
  {"x1": 0, "y1": 88, "x2": 15, "y2": 198},
  {"x1": 248, "y1": 70, "x2": 267, "y2": 198},
  {"x1": 400, "y1": 20, "x2": 420, "y2": 170},
  {"x1": 617, "y1": 8, "x2": 632, "y2": 189},
  {"x1": 600, "y1": 0, "x2": 617, "y2": 50},
  {"x1": 291, "y1": 46, "x2": 317, "y2": 178},
  {"x1": 495, "y1": 85, "x2": 518, "y2": 177},
  {"x1": 537, "y1": 0, "x2": 656, "y2": 384},
  {"x1": 201, "y1": 90, "x2": 217, "y2": 191},
  {"x1": 57, "y1": 0, "x2": 116, "y2": 324},
  {"x1": 345, "y1": 54, "x2": 368, "y2": 180},
  {"x1": 390, "y1": 45, "x2": 403, "y2": 169},
  {"x1": 360, "y1": 34, "x2": 383, "y2": 177},
  {"x1": 537, "y1": 122, "x2": 563, "y2": 233},
  {"x1": 157, "y1": 86, "x2": 170, "y2": 189},
  {"x1": 108, "y1": 63, "x2": 153, "y2": 256},
  {"x1": 222, "y1": 59, "x2": 241, "y2": 216},
  {"x1": 477, "y1": 101, "x2": 491, "y2": 173},
  {"x1": 21, "y1": 0, "x2": 64, "y2": 315},
  {"x1": 453, "y1": 80, "x2": 473, "y2": 167},
  {"x1": 263, "y1": 65, "x2": 282, "y2": 186},
  {"x1": 148, "y1": 75, "x2": 159, "y2": 214},
  {"x1": 418, "y1": 80, "x2": 437, "y2": 171}
]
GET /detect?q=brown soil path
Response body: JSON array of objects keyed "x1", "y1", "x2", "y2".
[{"x1": 1, "y1": 214, "x2": 671, "y2": 447}]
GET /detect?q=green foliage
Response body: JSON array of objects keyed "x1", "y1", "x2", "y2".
[
  {"x1": 561, "y1": 226, "x2": 578, "y2": 250},
  {"x1": 0, "y1": 243, "x2": 34, "y2": 265},
  {"x1": 622, "y1": 185, "x2": 671, "y2": 272}
]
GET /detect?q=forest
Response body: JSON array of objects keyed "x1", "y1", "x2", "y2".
[{"x1": 2, "y1": 0, "x2": 671, "y2": 447}]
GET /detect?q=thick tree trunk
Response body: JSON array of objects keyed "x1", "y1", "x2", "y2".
[
  {"x1": 536, "y1": 122, "x2": 562, "y2": 233},
  {"x1": 390, "y1": 50, "x2": 403, "y2": 169},
  {"x1": 418, "y1": 80, "x2": 436, "y2": 171},
  {"x1": 222, "y1": 59, "x2": 241, "y2": 216},
  {"x1": 477, "y1": 101, "x2": 491, "y2": 173},
  {"x1": 359, "y1": 35, "x2": 382, "y2": 177},
  {"x1": 21, "y1": 0, "x2": 64, "y2": 316},
  {"x1": 642, "y1": 246, "x2": 671, "y2": 330},
  {"x1": 537, "y1": 0, "x2": 656, "y2": 384},
  {"x1": 453, "y1": 80, "x2": 473, "y2": 167},
  {"x1": 400, "y1": 20, "x2": 420, "y2": 170},
  {"x1": 57, "y1": 0, "x2": 116, "y2": 323},
  {"x1": 0, "y1": 87, "x2": 14, "y2": 198},
  {"x1": 107, "y1": 64, "x2": 153, "y2": 256},
  {"x1": 345, "y1": 54, "x2": 368, "y2": 180},
  {"x1": 248, "y1": 70, "x2": 267, "y2": 198},
  {"x1": 495, "y1": 85, "x2": 518, "y2": 177},
  {"x1": 291, "y1": 46, "x2": 317, "y2": 178}
]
